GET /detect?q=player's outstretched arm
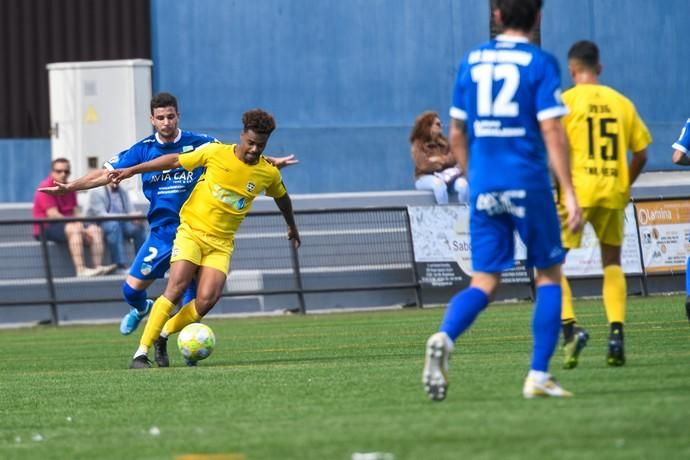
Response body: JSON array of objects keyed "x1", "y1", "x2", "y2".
[
  {"x1": 265, "y1": 154, "x2": 299, "y2": 169},
  {"x1": 274, "y1": 193, "x2": 300, "y2": 249},
  {"x1": 541, "y1": 117, "x2": 582, "y2": 234},
  {"x1": 109, "y1": 153, "x2": 181, "y2": 184},
  {"x1": 38, "y1": 168, "x2": 110, "y2": 196},
  {"x1": 672, "y1": 149, "x2": 690, "y2": 166}
]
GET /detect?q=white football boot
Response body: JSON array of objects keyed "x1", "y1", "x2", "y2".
[{"x1": 422, "y1": 332, "x2": 453, "y2": 401}]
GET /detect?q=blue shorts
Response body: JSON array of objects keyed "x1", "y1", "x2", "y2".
[
  {"x1": 470, "y1": 188, "x2": 564, "y2": 273},
  {"x1": 129, "y1": 223, "x2": 178, "y2": 280},
  {"x1": 39, "y1": 222, "x2": 68, "y2": 243}
]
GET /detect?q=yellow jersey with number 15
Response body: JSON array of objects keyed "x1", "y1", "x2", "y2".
[
  {"x1": 177, "y1": 142, "x2": 286, "y2": 239},
  {"x1": 562, "y1": 84, "x2": 651, "y2": 209}
]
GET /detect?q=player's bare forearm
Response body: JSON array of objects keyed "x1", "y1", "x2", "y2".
[
  {"x1": 542, "y1": 118, "x2": 582, "y2": 233},
  {"x1": 449, "y1": 118, "x2": 468, "y2": 174},
  {"x1": 541, "y1": 118, "x2": 574, "y2": 193},
  {"x1": 274, "y1": 193, "x2": 301, "y2": 248},
  {"x1": 69, "y1": 169, "x2": 111, "y2": 192},
  {"x1": 38, "y1": 169, "x2": 109, "y2": 195},
  {"x1": 131, "y1": 154, "x2": 181, "y2": 174},
  {"x1": 265, "y1": 154, "x2": 299, "y2": 169},
  {"x1": 628, "y1": 149, "x2": 648, "y2": 185},
  {"x1": 110, "y1": 154, "x2": 181, "y2": 183},
  {"x1": 672, "y1": 149, "x2": 690, "y2": 166}
]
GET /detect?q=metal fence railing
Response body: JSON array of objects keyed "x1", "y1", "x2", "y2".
[
  {"x1": 0, "y1": 207, "x2": 422, "y2": 325},
  {"x1": 4, "y1": 197, "x2": 689, "y2": 325}
]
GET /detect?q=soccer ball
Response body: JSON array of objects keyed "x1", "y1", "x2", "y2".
[{"x1": 177, "y1": 323, "x2": 216, "y2": 364}]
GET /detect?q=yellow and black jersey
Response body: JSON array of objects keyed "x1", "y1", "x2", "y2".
[{"x1": 562, "y1": 84, "x2": 651, "y2": 209}]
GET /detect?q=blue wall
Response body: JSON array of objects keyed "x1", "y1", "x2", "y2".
[
  {"x1": 151, "y1": 0, "x2": 488, "y2": 193},
  {"x1": 150, "y1": 0, "x2": 690, "y2": 193},
  {"x1": 0, "y1": 140, "x2": 51, "y2": 202},
  {"x1": 542, "y1": 0, "x2": 690, "y2": 171}
]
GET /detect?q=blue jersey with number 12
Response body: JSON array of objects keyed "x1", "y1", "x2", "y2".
[{"x1": 450, "y1": 35, "x2": 567, "y2": 196}]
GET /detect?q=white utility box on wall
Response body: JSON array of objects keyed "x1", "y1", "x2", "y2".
[{"x1": 46, "y1": 59, "x2": 153, "y2": 203}]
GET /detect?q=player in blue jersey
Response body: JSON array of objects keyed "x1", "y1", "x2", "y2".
[
  {"x1": 422, "y1": 0, "x2": 582, "y2": 401},
  {"x1": 40, "y1": 93, "x2": 297, "y2": 335},
  {"x1": 671, "y1": 118, "x2": 690, "y2": 323}
]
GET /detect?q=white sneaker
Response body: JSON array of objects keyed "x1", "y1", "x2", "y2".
[
  {"x1": 522, "y1": 374, "x2": 573, "y2": 399},
  {"x1": 96, "y1": 264, "x2": 118, "y2": 275},
  {"x1": 77, "y1": 267, "x2": 101, "y2": 277},
  {"x1": 422, "y1": 332, "x2": 453, "y2": 401}
]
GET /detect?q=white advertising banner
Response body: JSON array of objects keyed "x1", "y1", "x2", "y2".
[
  {"x1": 634, "y1": 200, "x2": 690, "y2": 274},
  {"x1": 563, "y1": 203, "x2": 643, "y2": 277},
  {"x1": 408, "y1": 205, "x2": 530, "y2": 288}
]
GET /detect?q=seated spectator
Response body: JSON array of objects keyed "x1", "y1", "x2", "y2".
[
  {"x1": 410, "y1": 111, "x2": 469, "y2": 204},
  {"x1": 87, "y1": 182, "x2": 147, "y2": 274},
  {"x1": 33, "y1": 158, "x2": 117, "y2": 277}
]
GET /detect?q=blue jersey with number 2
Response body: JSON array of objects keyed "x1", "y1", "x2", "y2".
[
  {"x1": 104, "y1": 130, "x2": 216, "y2": 229},
  {"x1": 450, "y1": 35, "x2": 567, "y2": 196},
  {"x1": 103, "y1": 129, "x2": 215, "y2": 281}
]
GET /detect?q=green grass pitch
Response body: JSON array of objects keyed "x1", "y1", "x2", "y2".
[{"x1": 1, "y1": 295, "x2": 689, "y2": 460}]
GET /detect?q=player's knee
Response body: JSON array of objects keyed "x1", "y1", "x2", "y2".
[
  {"x1": 600, "y1": 245, "x2": 622, "y2": 267},
  {"x1": 122, "y1": 282, "x2": 146, "y2": 305},
  {"x1": 195, "y1": 289, "x2": 222, "y2": 313},
  {"x1": 535, "y1": 264, "x2": 562, "y2": 286},
  {"x1": 470, "y1": 273, "x2": 500, "y2": 298}
]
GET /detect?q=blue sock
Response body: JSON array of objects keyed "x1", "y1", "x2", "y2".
[
  {"x1": 122, "y1": 282, "x2": 148, "y2": 312},
  {"x1": 685, "y1": 257, "x2": 690, "y2": 296},
  {"x1": 531, "y1": 284, "x2": 562, "y2": 372},
  {"x1": 439, "y1": 287, "x2": 490, "y2": 341},
  {"x1": 182, "y1": 279, "x2": 197, "y2": 306}
]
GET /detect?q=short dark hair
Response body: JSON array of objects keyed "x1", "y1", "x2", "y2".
[
  {"x1": 242, "y1": 109, "x2": 276, "y2": 135},
  {"x1": 150, "y1": 92, "x2": 178, "y2": 114},
  {"x1": 493, "y1": 0, "x2": 542, "y2": 32},
  {"x1": 568, "y1": 40, "x2": 600, "y2": 70},
  {"x1": 51, "y1": 158, "x2": 70, "y2": 167}
]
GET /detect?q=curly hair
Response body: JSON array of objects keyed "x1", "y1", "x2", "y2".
[
  {"x1": 409, "y1": 111, "x2": 440, "y2": 144},
  {"x1": 242, "y1": 109, "x2": 276, "y2": 135}
]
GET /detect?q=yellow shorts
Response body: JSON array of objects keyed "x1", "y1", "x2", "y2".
[
  {"x1": 558, "y1": 205, "x2": 625, "y2": 249},
  {"x1": 171, "y1": 222, "x2": 234, "y2": 275}
]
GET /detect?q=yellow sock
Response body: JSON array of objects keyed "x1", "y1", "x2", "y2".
[
  {"x1": 561, "y1": 274, "x2": 576, "y2": 321},
  {"x1": 162, "y1": 300, "x2": 201, "y2": 337},
  {"x1": 139, "y1": 296, "x2": 176, "y2": 350},
  {"x1": 603, "y1": 265, "x2": 626, "y2": 324}
]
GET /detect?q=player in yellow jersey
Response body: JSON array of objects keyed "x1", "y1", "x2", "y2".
[
  {"x1": 109, "y1": 109, "x2": 301, "y2": 368},
  {"x1": 557, "y1": 40, "x2": 651, "y2": 368}
]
